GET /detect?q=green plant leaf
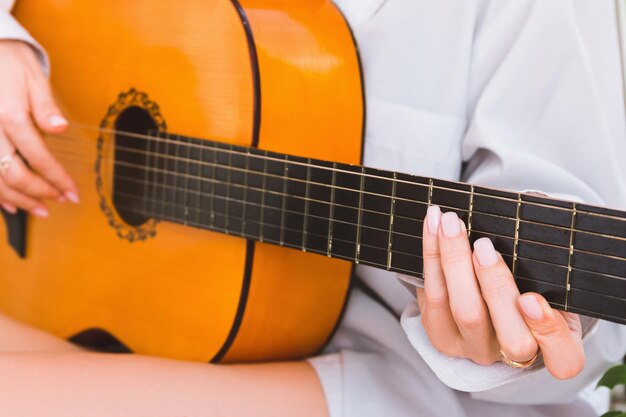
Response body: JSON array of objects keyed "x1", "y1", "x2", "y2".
[
  {"x1": 597, "y1": 365, "x2": 626, "y2": 390},
  {"x1": 600, "y1": 412, "x2": 626, "y2": 417}
]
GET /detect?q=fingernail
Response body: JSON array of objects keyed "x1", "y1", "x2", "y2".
[
  {"x1": 1, "y1": 203, "x2": 17, "y2": 214},
  {"x1": 32, "y1": 207, "x2": 49, "y2": 218},
  {"x1": 48, "y1": 115, "x2": 67, "y2": 128},
  {"x1": 474, "y1": 238, "x2": 498, "y2": 267},
  {"x1": 64, "y1": 191, "x2": 80, "y2": 204},
  {"x1": 519, "y1": 295, "x2": 543, "y2": 321},
  {"x1": 441, "y1": 212, "x2": 461, "y2": 237},
  {"x1": 426, "y1": 206, "x2": 441, "y2": 235}
]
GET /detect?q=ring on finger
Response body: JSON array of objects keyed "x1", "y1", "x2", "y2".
[
  {"x1": 499, "y1": 348, "x2": 541, "y2": 368},
  {"x1": 0, "y1": 151, "x2": 17, "y2": 176}
]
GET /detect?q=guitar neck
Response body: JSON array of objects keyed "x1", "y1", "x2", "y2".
[{"x1": 112, "y1": 131, "x2": 626, "y2": 325}]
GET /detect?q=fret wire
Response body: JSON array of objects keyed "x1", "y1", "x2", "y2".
[
  {"x1": 113, "y1": 162, "x2": 626, "y2": 265},
  {"x1": 161, "y1": 132, "x2": 171, "y2": 219},
  {"x1": 428, "y1": 178, "x2": 433, "y2": 206},
  {"x1": 565, "y1": 204, "x2": 577, "y2": 311},
  {"x1": 387, "y1": 173, "x2": 397, "y2": 270},
  {"x1": 195, "y1": 139, "x2": 203, "y2": 226},
  {"x1": 110, "y1": 144, "x2": 626, "y2": 245},
  {"x1": 183, "y1": 136, "x2": 191, "y2": 225},
  {"x1": 114, "y1": 181, "x2": 626, "y2": 286},
  {"x1": 241, "y1": 149, "x2": 250, "y2": 236},
  {"x1": 259, "y1": 150, "x2": 268, "y2": 243},
  {"x1": 467, "y1": 185, "x2": 474, "y2": 238},
  {"x1": 355, "y1": 166, "x2": 366, "y2": 264},
  {"x1": 149, "y1": 133, "x2": 160, "y2": 222},
  {"x1": 174, "y1": 134, "x2": 183, "y2": 223},
  {"x1": 209, "y1": 146, "x2": 217, "y2": 228},
  {"x1": 327, "y1": 163, "x2": 337, "y2": 257},
  {"x1": 512, "y1": 193, "x2": 522, "y2": 276},
  {"x1": 224, "y1": 145, "x2": 233, "y2": 234},
  {"x1": 302, "y1": 160, "x2": 312, "y2": 252},
  {"x1": 65, "y1": 126, "x2": 626, "y2": 223},
  {"x1": 280, "y1": 156, "x2": 289, "y2": 246},
  {"x1": 114, "y1": 192, "x2": 626, "y2": 292}
]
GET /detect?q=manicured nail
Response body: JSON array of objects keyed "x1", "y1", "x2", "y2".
[
  {"x1": 426, "y1": 206, "x2": 441, "y2": 235},
  {"x1": 519, "y1": 295, "x2": 543, "y2": 321},
  {"x1": 1, "y1": 203, "x2": 17, "y2": 214},
  {"x1": 441, "y1": 211, "x2": 461, "y2": 237},
  {"x1": 64, "y1": 191, "x2": 80, "y2": 204},
  {"x1": 48, "y1": 115, "x2": 68, "y2": 128},
  {"x1": 32, "y1": 207, "x2": 49, "y2": 218},
  {"x1": 474, "y1": 238, "x2": 498, "y2": 267}
]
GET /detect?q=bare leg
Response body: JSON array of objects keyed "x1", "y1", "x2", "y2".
[
  {"x1": 0, "y1": 352, "x2": 329, "y2": 417},
  {"x1": 0, "y1": 313, "x2": 80, "y2": 352},
  {"x1": 0, "y1": 313, "x2": 328, "y2": 416}
]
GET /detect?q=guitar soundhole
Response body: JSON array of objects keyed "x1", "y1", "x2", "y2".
[{"x1": 112, "y1": 106, "x2": 158, "y2": 227}]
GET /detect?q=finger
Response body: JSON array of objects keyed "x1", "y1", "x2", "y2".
[
  {"x1": 0, "y1": 127, "x2": 60, "y2": 201},
  {"x1": 28, "y1": 73, "x2": 68, "y2": 134},
  {"x1": 419, "y1": 206, "x2": 463, "y2": 356},
  {"x1": 0, "y1": 180, "x2": 48, "y2": 218},
  {"x1": 0, "y1": 106, "x2": 78, "y2": 201},
  {"x1": 518, "y1": 293, "x2": 585, "y2": 379},
  {"x1": 439, "y1": 211, "x2": 498, "y2": 364},
  {"x1": 1, "y1": 202, "x2": 17, "y2": 214},
  {"x1": 472, "y1": 238, "x2": 538, "y2": 363},
  {"x1": 3, "y1": 155, "x2": 62, "y2": 200}
]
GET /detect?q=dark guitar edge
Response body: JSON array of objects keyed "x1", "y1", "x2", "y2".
[
  {"x1": 210, "y1": 0, "x2": 261, "y2": 364},
  {"x1": 317, "y1": 1, "x2": 367, "y2": 355}
]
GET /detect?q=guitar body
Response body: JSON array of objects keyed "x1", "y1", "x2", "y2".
[{"x1": 1, "y1": 0, "x2": 363, "y2": 362}]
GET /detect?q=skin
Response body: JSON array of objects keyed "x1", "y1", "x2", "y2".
[
  {"x1": 0, "y1": 314, "x2": 329, "y2": 417},
  {"x1": 0, "y1": 39, "x2": 585, "y2": 415},
  {"x1": 0, "y1": 40, "x2": 79, "y2": 216},
  {"x1": 418, "y1": 206, "x2": 585, "y2": 379}
]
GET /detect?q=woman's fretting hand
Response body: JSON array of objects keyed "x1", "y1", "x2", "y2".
[
  {"x1": 0, "y1": 40, "x2": 78, "y2": 216},
  {"x1": 416, "y1": 206, "x2": 585, "y2": 379}
]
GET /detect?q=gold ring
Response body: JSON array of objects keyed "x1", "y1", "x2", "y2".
[
  {"x1": 499, "y1": 348, "x2": 541, "y2": 368},
  {"x1": 0, "y1": 151, "x2": 16, "y2": 176}
]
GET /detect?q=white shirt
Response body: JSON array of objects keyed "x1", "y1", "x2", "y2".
[{"x1": 2, "y1": 1, "x2": 626, "y2": 416}]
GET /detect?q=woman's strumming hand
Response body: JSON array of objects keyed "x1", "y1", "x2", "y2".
[
  {"x1": 0, "y1": 40, "x2": 78, "y2": 216},
  {"x1": 416, "y1": 206, "x2": 585, "y2": 380}
]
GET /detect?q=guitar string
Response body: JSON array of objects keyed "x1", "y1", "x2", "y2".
[
  {"x1": 44, "y1": 144, "x2": 623, "y2": 320},
  {"x1": 109, "y1": 174, "x2": 626, "y2": 286},
  {"x1": 50, "y1": 134, "x2": 626, "y2": 236},
  {"x1": 111, "y1": 192, "x2": 626, "y2": 308},
  {"x1": 48, "y1": 144, "x2": 626, "y2": 276},
  {"x1": 48, "y1": 139, "x2": 626, "y2": 251},
  {"x1": 54, "y1": 123, "x2": 626, "y2": 223},
  {"x1": 111, "y1": 169, "x2": 626, "y2": 268}
]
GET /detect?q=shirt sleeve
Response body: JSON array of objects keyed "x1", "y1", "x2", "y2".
[
  {"x1": 0, "y1": 7, "x2": 49, "y2": 75},
  {"x1": 403, "y1": 0, "x2": 626, "y2": 404}
]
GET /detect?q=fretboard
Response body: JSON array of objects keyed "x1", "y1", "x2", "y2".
[{"x1": 112, "y1": 131, "x2": 626, "y2": 326}]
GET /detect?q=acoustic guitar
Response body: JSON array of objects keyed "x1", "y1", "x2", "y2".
[{"x1": 1, "y1": 0, "x2": 624, "y2": 364}]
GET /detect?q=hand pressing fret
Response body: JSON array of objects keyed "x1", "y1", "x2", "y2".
[{"x1": 415, "y1": 205, "x2": 585, "y2": 379}]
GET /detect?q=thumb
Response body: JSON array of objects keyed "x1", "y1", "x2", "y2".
[
  {"x1": 28, "y1": 76, "x2": 67, "y2": 133},
  {"x1": 518, "y1": 293, "x2": 585, "y2": 380}
]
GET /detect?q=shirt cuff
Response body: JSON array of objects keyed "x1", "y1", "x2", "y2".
[
  {"x1": 401, "y1": 301, "x2": 599, "y2": 393},
  {"x1": 0, "y1": 10, "x2": 49, "y2": 75}
]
